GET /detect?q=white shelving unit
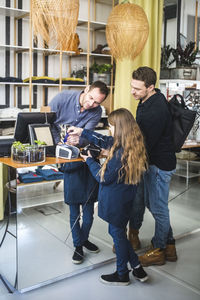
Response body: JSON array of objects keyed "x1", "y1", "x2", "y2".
[
  {"x1": 175, "y1": 158, "x2": 200, "y2": 188},
  {"x1": 0, "y1": 2, "x2": 114, "y2": 113}
]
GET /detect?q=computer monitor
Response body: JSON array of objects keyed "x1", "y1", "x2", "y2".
[
  {"x1": 14, "y1": 112, "x2": 56, "y2": 155},
  {"x1": 14, "y1": 112, "x2": 56, "y2": 143},
  {"x1": 28, "y1": 124, "x2": 55, "y2": 146}
]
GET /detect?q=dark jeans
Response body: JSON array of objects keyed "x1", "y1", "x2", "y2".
[
  {"x1": 69, "y1": 202, "x2": 94, "y2": 247},
  {"x1": 109, "y1": 224, "x2": 140, "y2": 276}
]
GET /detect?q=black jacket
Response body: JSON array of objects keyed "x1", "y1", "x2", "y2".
[{"x1": 136, "y1": 90, "x2": 176, "y2": 171}]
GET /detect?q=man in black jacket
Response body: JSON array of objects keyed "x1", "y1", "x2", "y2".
[{"x1": 129, "y1": 66, "x2": 177, "y2": 266}]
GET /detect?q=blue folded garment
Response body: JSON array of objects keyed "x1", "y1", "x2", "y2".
[
  {"x1": 36, "y1": 168, "x2": 64, "y2": 180},
  {"x1": 18, "y1": 172, "x2": 44, "y2": 183}
]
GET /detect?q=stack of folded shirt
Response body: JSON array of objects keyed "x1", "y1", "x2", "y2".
[
  {"x1": 36, "y1": 168, "x2": 64, "y2": 180},
  {"x1": 18, "y1": 172, "x2": 44, "y2": 183}
]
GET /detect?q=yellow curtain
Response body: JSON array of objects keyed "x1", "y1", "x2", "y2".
[{"x1": 113, "y1": 0, "x2": 164, "y2": 116}]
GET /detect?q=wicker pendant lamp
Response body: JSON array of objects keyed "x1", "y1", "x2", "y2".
[
  {"x1": 31, "y1": 0, "x2": 79, "y2": 51},
  {"x1": 106, "y1": 2, "x2": 149, "y2": 60}
]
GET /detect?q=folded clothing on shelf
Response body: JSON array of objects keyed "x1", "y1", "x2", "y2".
[
  {"x1": 23, "y1": 76, "x2": 56, "y2": 83},
  {"x1": 36, "y1": 168, "x2": 64, "y2": 180},
  {"x1": 0, "y1": 76, "x2": 23, "y2": 83},
  {"x1": 54, "y1": 77, "x2": 85, "y2": 85},
  {"x1": 18, "y1": 172, "x2": 44, "y2": 183}
]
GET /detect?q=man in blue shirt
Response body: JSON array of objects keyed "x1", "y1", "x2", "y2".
[
  {"x1": 49, "y1": 81, "x2": 108, "y2": 145},
  {"x1": 49, "y1": 81, "x2": 109, "y2": 264}
]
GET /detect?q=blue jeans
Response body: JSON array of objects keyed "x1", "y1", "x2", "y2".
[
  {"x1": 109, "y1": 224, "x2": 140, "y2": 276},
  {"x1": 129, "y1": 179, "x2": 145, "y2": 230},
  {"x1": 130, "y1": 165, "x2": 175, "y2": 249},
  {"x1": 69, "y1": 203, "x2": 94, "y2": 247}
]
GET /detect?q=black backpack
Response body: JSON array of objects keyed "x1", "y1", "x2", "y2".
[{"x1": 168, "y1": 94, "x2": 197, "y2": 153}]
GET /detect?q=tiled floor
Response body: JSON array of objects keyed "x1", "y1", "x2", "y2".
[{"x1": 0, "y1": 176, "x2": 200, "y2": 300}]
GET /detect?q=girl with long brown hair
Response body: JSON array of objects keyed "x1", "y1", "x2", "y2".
[{"x1": 68, "y1": 108, "x2": 148, "y2": 286}]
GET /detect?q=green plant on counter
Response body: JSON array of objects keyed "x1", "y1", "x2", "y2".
[
  {"x1": 34, "y1": 140, "x2": 47, "y2": 146},
  {"x1": 12, "y1": 140, "x2": 46, "y2": 150},
  {"x1": 12, "y1": 141, "x2": 27, "y2": 151},
  {"x1": 90, "y1": 62, "x2": 112, "y2": 74},
  {"x1": 12, "y1": 140, "x2": 46, "y2": 163}
]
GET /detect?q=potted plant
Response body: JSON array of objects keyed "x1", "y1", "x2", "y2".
[
  {"x1": 11, "y1": 141, "x2": 46, "y2": 164},
  {"x1": 90, "y1": 63, "x2": 113, "y2": 85},
  {"x1": 170, "y1": 41, "x2": 198, "y2": 80},
  {"x1": 160, "y1": 45, "x2": 172, "y2": 79}
]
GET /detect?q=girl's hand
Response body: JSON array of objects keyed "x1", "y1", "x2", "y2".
[
  {"x1": 80, "y1": 150, "x2": 92, "y2": 161},
  {"x1": 66, "y1": 135, "x2": 79, "y2": 145},
  {"x1": 100, "y1": 148, "x2": 109, "y2": 157},
  {"x1": 68, "y1": 126, "x2": 83, "y2": 137}
]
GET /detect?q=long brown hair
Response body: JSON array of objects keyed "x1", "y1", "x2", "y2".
[{"x1": 100, "y1": 108, "x2": 147, "y2": 185}]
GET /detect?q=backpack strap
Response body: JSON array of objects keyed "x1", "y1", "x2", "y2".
[{"x1": 172, "y1": 94, "x2": 187, "y2": 109}]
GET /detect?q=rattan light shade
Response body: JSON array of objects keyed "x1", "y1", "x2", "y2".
[
  {"x1": 32, "y1": 0, "x2": 79, "y2": 51},
  {"x1": 106, "y1": 3, "x2": 149, "y2": 60}
]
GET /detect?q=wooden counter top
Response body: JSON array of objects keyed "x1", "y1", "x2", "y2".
[
  {"x1": 182, "y1": 142, "x2": 200, "y2": 149},
  {"x1": 0, "y1": 156, "x2": 83, "y2": 168}
]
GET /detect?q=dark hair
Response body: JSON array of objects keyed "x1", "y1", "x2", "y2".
[
  {"x1": 132, "y1": 66, "x2": 157, "y2": 88},
  {"x1": 89, "y1": 81, "x2": 109, "y2": 99}
]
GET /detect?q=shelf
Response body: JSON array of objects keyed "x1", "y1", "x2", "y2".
[
  {"x1": 17, "y1": 191, "x2": 64, "y2": 210},
  {"x1": 0, "y1": 82, "x2": 86, "y2": 88},
  {"x1": 0, "y1": 118, "x2": 16, "y2": 121},
  {"x1": 0, "y1": 45, "x2": 110, "y2": 57},
  {"x1": 0, "y1": 44, "x2": 75, "y2": 55},
  {"x1": 0, "y1": 6, "x2": 29, "y2": 18},
  {"x1": 174, "y1": 170, "x2": 200, "y2": 179},
  {"x1": 76, "y1": 52, "x2": 111, "y2": 58},
  {"x1": 96, "y1": 0, "x2": 117, "y2": 4},
  {"x1": 0, "y1": 44, "x2": 29, "y2": 52},
  {"x1": 78, "y1": 19, "x2": 106, "y2": 30},
  {"x1": 0, "y1": 135, "x2": 14, "y2": 139},
  {"x1": 0, "y1": 7, "x2": 109, "y2": 29}
]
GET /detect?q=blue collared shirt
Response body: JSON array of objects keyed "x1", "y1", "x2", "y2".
[{"x1": 49, "y1": 90, "x2": 102, "y2": 145}]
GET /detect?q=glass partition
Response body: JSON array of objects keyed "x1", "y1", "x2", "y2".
[
  {"x1": 0, "y1": 166, "x2": 17, "y2": 292},
  {"x1": 16, "y1": 164, "x2": 114, "y2": 292}
]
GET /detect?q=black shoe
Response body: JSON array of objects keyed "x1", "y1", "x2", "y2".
[
  {"x1": 83, "y1": 240, "x2": 100, "y2": 253},
  {"x1": 132, "y1": 265, "x2": 148, "y2": 282},
  {"x1": 72, "y1": 246, "x2": 84, "y2": 264},
  {"x1": 100, "y1": 271, "x2": 130, "y2": 286}
]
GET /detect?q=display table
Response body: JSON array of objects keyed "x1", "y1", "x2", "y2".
[{"x1": 0, "y1": 156, "x2": 90, "y2": 292}]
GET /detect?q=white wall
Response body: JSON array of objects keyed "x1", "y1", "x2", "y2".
[{"x1": 181, "y1": 0, "x2": 197, "y2": 40}]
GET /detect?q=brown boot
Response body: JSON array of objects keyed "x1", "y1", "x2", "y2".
[
  {"x1": 139, "y1": 248, "x2": 165, "y2": 267},
  {"x1": 128, "y1": 228, "x2": 141, "y2": 250},
  {"x1": 165, "y1": 244, "x2": 177, "y2": 262}
]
